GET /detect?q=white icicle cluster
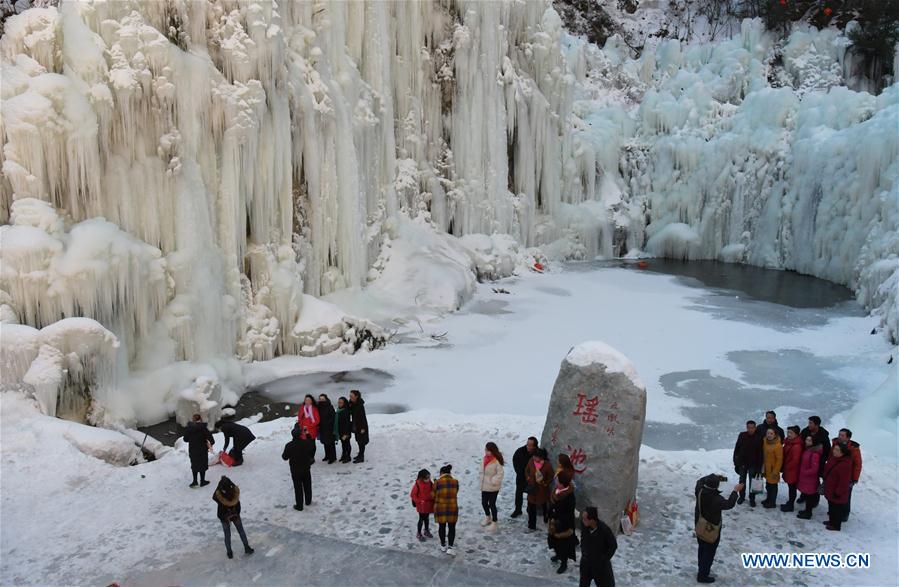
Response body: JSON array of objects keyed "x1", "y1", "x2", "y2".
[
  {"x1": 1, "y1": 0, "x2": 598, "y2": 426},
  {"x1": 572, "y1": 19, "x2": 899, "y2": 341}
]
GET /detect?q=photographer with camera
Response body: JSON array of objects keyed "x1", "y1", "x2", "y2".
[{"x1": 694, "y1": 474, "x2": 744, "y2": 583}]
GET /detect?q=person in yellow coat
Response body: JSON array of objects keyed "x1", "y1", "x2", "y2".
[{"x1": 761, "y1": 428, "x2": 783, "y2": 509}]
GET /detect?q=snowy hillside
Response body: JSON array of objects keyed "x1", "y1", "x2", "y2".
[{"x1": 1, "y1": 1, "x2": 897, "y2": 427}]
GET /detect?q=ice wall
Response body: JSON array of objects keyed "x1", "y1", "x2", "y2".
[
  {"x1": 571, "y1": 20, "x2": 899, "y2": 341},
  {"x1": 1, "y1": 0, "x2": 601, "y2": 425}
]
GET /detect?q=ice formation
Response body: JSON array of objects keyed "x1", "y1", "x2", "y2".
[
  {"x1": 569, "y1": 20, "x2": 899, "y2": 341},
  {"x1": 1, "y1": 1, "x2": 602, "y2": 425},
  {"x1": 1, "y1": 2, "x2": 896, "y2": 427}
]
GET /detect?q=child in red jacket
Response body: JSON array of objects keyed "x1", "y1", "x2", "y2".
[
  {"x1": 411, "y1": 469, "x2": 435, "y2": 541},
  {"x1": 780, "y1": 426, "x2": 803, "y2": 511}
]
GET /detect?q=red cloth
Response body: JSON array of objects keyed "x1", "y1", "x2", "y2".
[
  {"x1": 482, "y1": 454, "x2": 496, "y2": 469},
  {"x1": 781, "y1": 436, "x2": 803, "y2": 485},
  {"x1": 410, "y1": 479, "x2": 435, "y2": 514},
  {"x1": 797, "y1": 449, "x2": 821, "y2": 495},
  {"x1": 823, "y1": 455, "x2": 852, "y2": 504},
  {"x1": 297, "y1": 404, "x2": 320, "y2": 439},
  {"x1": 832, "y1": 439, "x2": 863, "y2": 482}
]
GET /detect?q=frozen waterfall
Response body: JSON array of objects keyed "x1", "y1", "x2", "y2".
[{"x1": 1, "y1": 3, "x2": 896, "y2": 428}]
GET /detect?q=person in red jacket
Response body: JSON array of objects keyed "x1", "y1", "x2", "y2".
[
  {"x1": 410, "y1": 468, "x2": 436, "y2": 541},
  {"x1": 796, "y1": 436, "x2": 822, "y2": 520},
  {"x1": 822, "y1": 443, "x2": 853, "y2": 531},
  {"x1": 832, "y1": 428, "x2": 862, "y2": 522},
  {"x1": 297, "y1": 394, "x2": 320, "y2": 462},
  {"x1": 780, "y1": 426, "x2": 803, "y2": 512}
]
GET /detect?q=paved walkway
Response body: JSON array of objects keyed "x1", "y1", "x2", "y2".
[{"x1": 106, "y1": 522, "x2": 572, "y2": 586}]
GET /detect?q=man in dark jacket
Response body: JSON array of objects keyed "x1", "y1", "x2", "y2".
[
  {"x1": 694, "y1": 474, "x2": 743, "y2": 583},
  {"x1": 219, "y1": 420, "x2": 256, "y2": 466},
  {"x1": 317, "y1": 394, "x2": 337, "y2": 464},
  {"x1": 578, "y1": 506, "x2": 617, "y2": 587},
  {"x1": 756, "y1": 411, "x2": 785, "y2": 441},
  {"x1": 511, "y1": 436, "x2": 538, "y2": 518},
  {"x1": 349, "y1": 389, "x2": 369, "y2": 463},
  {"x1": 732, "y1": 420, "x2": 763, "y2": 506},
  {"x1": 183, "y1": 414, "x2": 214, "y2": 487},
  {"x1": 282, "y1": 425, "x2": 316, "y2": 510},
  {"x1": 800, "y1": 416, "x2": 831, "y2": 476}
]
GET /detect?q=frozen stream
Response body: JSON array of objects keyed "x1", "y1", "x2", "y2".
[{"x1": 246, "y1": 262, "x2": 892, "y2": 451}]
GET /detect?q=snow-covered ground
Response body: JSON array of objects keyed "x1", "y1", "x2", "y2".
[{"x1": 2, "y1": 265, "x2": 896, "y2": 585}]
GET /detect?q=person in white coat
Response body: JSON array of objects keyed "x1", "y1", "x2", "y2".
[{"x1": 480, "y1": 442, "x2": 505, "y2": 532}]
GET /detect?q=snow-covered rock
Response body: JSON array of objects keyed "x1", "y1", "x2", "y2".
[{"x1": 541, "y1": 341, "x2": 646, "y2": 533}]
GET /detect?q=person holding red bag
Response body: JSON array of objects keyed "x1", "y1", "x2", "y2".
[{"x1": 410, "y1": 469, "x2": 435, "y2": 541}]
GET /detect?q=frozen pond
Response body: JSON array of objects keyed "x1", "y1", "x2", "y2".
[{"x1": 247, "y1": 261, "x2": 891, "y2": 452}]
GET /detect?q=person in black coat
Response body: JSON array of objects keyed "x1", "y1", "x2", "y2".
[
  {"x1": 756, "y1": 410, "x2": 785, "y2": 441},
  {"x1": 732, "y1": 420, "x2": 763, "y2": 506},
  {"x1": 336, "y1": 396, "x2": 352, "y2": 463},
  {"x1": 578, "y1": 506, "x2": 617, "y2": 587},
  {"x1": 349, "y1": 389, "x2": 369, "y2": 463},
  {"x1": 219, "y1": 420, "x2": 256, "y2": 466},
  {"x1": 317, "y1": 394, "x2": 337, "y2": 464},
  {"x1": 511, "y1": 436, "x2": 538, "y2": 517},
  {"x1": 212, "y1": 475, "x2": 254, "y2": 558},
  {"x1": 548, "y1": 471, "x2": 578, "y2": 574},
  {"x1": 694, "y1": 474, "x2": 742, "y2": 583},
  {"x1": 282, "y1": 424, "x2": 316, "y2": 510},
  {"x1": 183, "y1": 414, "x2": 214, "y2": 487}
]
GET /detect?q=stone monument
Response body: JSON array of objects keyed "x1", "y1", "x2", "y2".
[{"x1": 540, "y1": 341, "x2": 646, "y2": 533}]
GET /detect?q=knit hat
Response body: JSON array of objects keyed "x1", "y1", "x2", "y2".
[{"x1": 702, "y1": 474, "x2": 721, "y2": 490}]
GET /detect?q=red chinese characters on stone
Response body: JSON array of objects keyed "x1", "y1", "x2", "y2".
[
  {"x1": 571, "y1": 393, "x2": 600, "y2": 425},
  {"x1": 566, "y1": 445, "x2": 588, "y2": 474}
]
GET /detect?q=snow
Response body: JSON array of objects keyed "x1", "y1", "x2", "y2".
[
  {"x1": 0, "y1": 0, "x2": 615, "y2": 425},
  {"x1": 569, "y1": 20, "x2": 899, "y2": 342},
  {"x1": 565, "y1": 341, "x2": 645, "y2": 390}
]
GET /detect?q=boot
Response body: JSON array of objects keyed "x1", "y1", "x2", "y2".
[
  {"x1": 486, "y1": 521, "x2": 498, "y2": 533},
  {"x1": 780, "y1": 502, "x2": 794, "y2": 512},
  {"x1": 797, "y1": 510, "x2": 812, "y2": 519},
  {"x1": 697, "y1": 576, "x2": 715, "y2": 584},
  {"x1": 245, "y1": 547, "x2": 255, "y2": 555},
  {"x1": 480, "y1": 516, "x2": 491, "y2": 527},
  {"x1": 556, "y1": 561, "x2": 568, "y2": 574}
]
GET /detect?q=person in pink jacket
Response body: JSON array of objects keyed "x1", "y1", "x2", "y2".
[
  {"x1": 411, "y1": 469, "x2": 435, "y2": 541},
  {"x1": 796, "y1": 436, "x2": 823, "y2": 520}
]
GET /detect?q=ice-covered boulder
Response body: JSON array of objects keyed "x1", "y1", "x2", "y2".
[
  {"x1": 174, "y1": 376, "x2": 222, "y2": 427},
  {"x1": 540, "y1": 341, "x2": 646, "y2": 533}
]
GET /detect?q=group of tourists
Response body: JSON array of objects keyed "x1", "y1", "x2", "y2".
[
  {"x1": 181, "y1": 390, "x2": 370, "y2": 559},
  {"x1": 409, "y1": 436, "x2": 618, "y2": 586},
  {"x1": 695, "y1": 411, "x2": 863, "y2": 583}
]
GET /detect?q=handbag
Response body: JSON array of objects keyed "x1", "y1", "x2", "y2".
[
  {"x1": 694, "y1": 492, "x2": 721, "y2": 544},
  {"x1": 750, "y1": 475, "x2": 765, "y2": 495}
]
